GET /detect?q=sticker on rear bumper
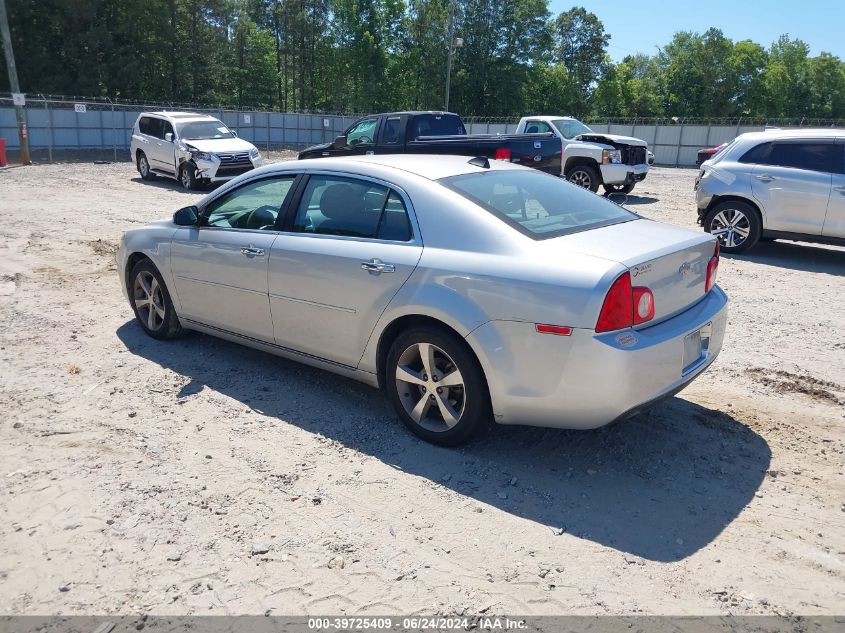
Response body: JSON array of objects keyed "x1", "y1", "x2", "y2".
[{"x1": 615, "y1": 332, "x2": 638, "y2": 347}]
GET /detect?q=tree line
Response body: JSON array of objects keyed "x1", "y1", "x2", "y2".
[{"x1": 3, "y1": 0, "x2": 844, "y2": 120}]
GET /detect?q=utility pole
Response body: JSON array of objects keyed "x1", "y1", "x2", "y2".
[
  {"x1": 444, "y1": 0, "x2": 456, "y2": 112},
  {"x1": 0, "y1": 0, "x2": 31, "y2": 165}
]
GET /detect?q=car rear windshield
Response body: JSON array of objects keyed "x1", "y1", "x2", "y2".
[
  {"x1": 411, "y1": 114, "x2": 466, "y2": 139},
  {"x1": 177, "y1": 120, "x2": 235, "y2": 140},
  {"x1": 441, "y1": 169, "x2": 636, "y2": 239}
]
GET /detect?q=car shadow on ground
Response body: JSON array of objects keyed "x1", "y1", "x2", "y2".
[
  {"x1": 605, "y1": 193, "x2": 659, "y2": 206},
  {"x1": 129, "y1": 176, "x2": 222, "y2": 193},
  {"x1": 116, "y1": 322, "x2": 770, "y2": 563},
  {"x1": 723, "y1": 240, "x2": 845, "y2": 276}
]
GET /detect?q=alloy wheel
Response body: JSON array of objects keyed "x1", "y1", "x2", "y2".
[
  {"x1": 710, "y1": 208, "x2": 751, "y2": 249},
  {"x1": 139, "y1": 155, "x2": 149, "y2": 177},
  {"x1": 395, "y1": 342, "x2": 466, "y2": 433},
  {"x1": 133, "y1": 270, "x2": 166, "y2": 331},
  {"x1": 570, "y1": 170, "x2": 592, "y2": 189},
  {"x1": 181, "y1": 167, "x2": 191, "y2": 189}
]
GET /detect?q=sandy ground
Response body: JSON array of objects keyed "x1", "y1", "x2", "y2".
[{"x1": 0, "y1": 159, "x2": 843, "y2": 617}]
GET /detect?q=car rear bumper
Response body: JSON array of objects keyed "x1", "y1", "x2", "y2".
[
  {"x1": 466, "y1": 286, "x2": 728, "y2": 429},
  {"x1": 600, "y1": 162, "x2": 649, "y2": 185}
]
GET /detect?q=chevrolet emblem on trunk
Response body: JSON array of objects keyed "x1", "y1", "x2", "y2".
[{"x1": 679, "y1": 262, "x2": 692, "y2": 276}]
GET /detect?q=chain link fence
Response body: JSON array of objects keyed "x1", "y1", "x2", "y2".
[{"x1": 3, "y1": 94, "x2": 844, "y2": 166}]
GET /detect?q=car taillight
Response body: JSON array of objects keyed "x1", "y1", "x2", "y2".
[
  {"x1": 595, "y1": 272, "x2": 656, "y2": 332},
  {"x1": 705, "y1": 241, "x2": 720, "y2": 292},
  {"x1": 596, "y1": 272, "x2": 633, "y2": 332},
  {"x1": 494, "y1": 147, "x2": 511, "y2": 161}
]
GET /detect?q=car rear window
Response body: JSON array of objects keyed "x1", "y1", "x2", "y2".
[
  {"x1": 411, "y1": 114, "x2": 466, "y2": 139},
  {"x1": 440, "y1": 169, "x2": 636, "y2": 239}
]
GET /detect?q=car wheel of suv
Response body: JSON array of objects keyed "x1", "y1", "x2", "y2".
[
  {"x1": 137, "y1": 152, "x2": 155, "y2": 181},
  {"x1": 129, "y1": 259, "x2": 182, "y2": 340},
  {"x1": 604, "y1": 183, "x2": 635, "y2": 195},
  {"x1": 704, "y1": 201, "x2": 761, "y2": 253},
  {"x1": 179, "y1": 163, "x2": 199, "y2": 191},
  {"x1": 566, "y1": 164, "x2": 600, "y2": 192},
  {"x1": 386, "y1": 326, "x2": 490, "y2": 446}
]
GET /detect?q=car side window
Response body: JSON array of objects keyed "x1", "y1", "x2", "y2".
[
  {"x1": 381, "y1": 117, "x2": 402, "y2": 145},
  {"x1": 739, "y1": 142, "x2": 770, "y2": 164},
  {"x1": 203, "y1": 177, "x2": 295, "y2": 230},
  {"x1": 346, "y1": 119, "x2": 378, "y2": 146},
  {"x1": 525, "y1": 121, "x2": 552, "y2": 134},
  {"x1": 764, "y1": 142, "x2": 836, "y2": 173},
  {"x1": 162, "y1": 121, "x2": 175, "y2": 140},
  {"x1": 293, "y1": 175, "x2": 412, "y2": 241},
  {"x1": 139, "y1": 116, "x2": 163, "y2": 138}
]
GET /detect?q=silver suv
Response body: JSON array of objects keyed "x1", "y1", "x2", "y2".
[
  {"x1": 130, "y1": 111, "x2": 263, "y2": 190},
  {"x1": 695, "y1": 129, "x2": 845, "y2": 252}
]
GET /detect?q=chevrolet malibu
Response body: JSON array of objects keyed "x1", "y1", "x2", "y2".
[{"x1": 118, "y1": 155, "x2": 728, "y2": 445}]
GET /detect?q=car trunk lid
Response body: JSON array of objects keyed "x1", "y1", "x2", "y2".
[{"x1": 542, "y1": 218, "x2": 716, "y2": 325}]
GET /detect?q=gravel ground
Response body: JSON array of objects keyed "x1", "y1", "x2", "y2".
[{"x1": 0, "y1": 160, "x2": 843, "y2": 616}]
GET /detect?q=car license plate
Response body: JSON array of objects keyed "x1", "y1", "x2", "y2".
[{"x1": 682, "y1": 322, "x2": 711, "y2": 374}]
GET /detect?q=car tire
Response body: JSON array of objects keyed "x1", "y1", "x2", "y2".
[
  {"x1": 179, "y1": 163, "x2": 199, "y2": 191},
  {"x1": 129, "y1": 259, "x2": 182, "y2": 340},
  {"x1": 604, "y1": 182, "x2": 635, "y2": 195},
  {"x1": 385, "y1": 326, "x2": 490, "y2": 446},
  {"x1": 137, "y1": 151, "x2": 155, "y2": 181},
  {"x1": 565, "y1": 164, "x2": 601, "y2": 192},
  {"x1": 704, "y1": 201, "x2": 761, "y2": 253}
]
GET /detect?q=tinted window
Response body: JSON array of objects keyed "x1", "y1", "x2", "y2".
[
  {"x1": 204, "y1": 177, "x2": 295, "y2": 230},
  {"x1": 346, "y1": 119, "x2": 378, "y2": 146},
  {"x1": 382, "y1": 117, "x2": 402, "y2": 145},
  {"x1": 162, "y1": 120, "x2": 174, "y2": 140},
  {"x1": 411, "y1": 114, "x2": 465, "y2": 139},
  {"x1": 739, "y1": 142, "x2": 771, "y2": 164},
  {"x1": 293, "y1": 175, "x2": 412, "y2": 241},
  {"x1": 767, "y1": 142, "x2": 835, "y2": 172},
  {"x1": 139, "y1": 116, "x2": 163, "y2": 138},
  {"x1": 442, "y1": 169, "x2": 635, "y2": 239}
]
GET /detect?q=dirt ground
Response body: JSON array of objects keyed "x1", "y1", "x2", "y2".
[{"x1": 1, "y1": 158, "x2": 843, "y2": 617}]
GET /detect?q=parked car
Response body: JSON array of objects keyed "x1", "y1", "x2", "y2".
[
  {"x1": 695, "y1": 129, "x2": 845, "y2": 253},
  {"x1": 298, "y1": 111, "x2": 562, "y2": 175},
  {"x1": 118, "y1": 154, "x2": 727, "y2": 446},
  {"x1": 515, "y1": 116, "x2": 650, "y2": 194},
  {"x1": 696, "y1": 142, "x2": 728, "y2": 166},
  {"x1": 131, "y1": 111, "x2": 263, "y2": 190}
]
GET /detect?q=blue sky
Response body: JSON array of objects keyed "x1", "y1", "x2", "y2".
[{"x1": 547, "y1": 0, "x2": 845, "y2": 60}]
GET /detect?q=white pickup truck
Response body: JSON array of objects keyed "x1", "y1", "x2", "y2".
[{"x1": 515, "y1": 116, "x2": 650, "y2": 194}]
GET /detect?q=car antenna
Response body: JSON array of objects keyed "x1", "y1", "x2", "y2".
[{"x1": 467, "y1": 156, "x2": 490, "y2": 169}]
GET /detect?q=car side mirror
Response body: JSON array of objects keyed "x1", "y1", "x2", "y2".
[
  {"x1": 173, "y1": 205, "x2": 199, "y2": 226},
  {"x1": 164, "y1": 132, "x2": 173, "y2": 142},
  {"x1": 333, "y1": 135, "x2": 347, "y2": 149}
]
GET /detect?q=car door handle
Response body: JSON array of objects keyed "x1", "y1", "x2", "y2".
[
  {"x1": 755, "y1": 174, "x2": 775, "y2": 182},
  {"x1": 361, "y1": 259, "x2": 395, "y2": 273},
  {"x1": 240, "y1": 246, "x2": 265, "y2": 256}
]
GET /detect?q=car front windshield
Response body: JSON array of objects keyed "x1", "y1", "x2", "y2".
[
  {"x1": 177, "y1": 120, "x2": 235, "y2": 140},
  {"x1": 551, "y1": 119, "x2": 592, "y2": 139},
  {"x1": 441, "y1": 169, "x2": 636, "y2": 239}
]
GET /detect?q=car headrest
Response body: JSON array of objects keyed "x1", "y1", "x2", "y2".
[{"x1": 319, "y1": 184, "x2": 364, "y2": 220}]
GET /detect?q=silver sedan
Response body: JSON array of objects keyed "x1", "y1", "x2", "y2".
[{"x1": 117, "y1": 154, "x2": 728, "y2": 445}]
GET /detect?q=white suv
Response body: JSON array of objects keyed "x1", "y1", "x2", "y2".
[
  {"x1": 130, "y1": 111, "x2": 263, "y2": 190},
  {"x1": 695, "y1": 129, "x2": 845, "y2": 252}
]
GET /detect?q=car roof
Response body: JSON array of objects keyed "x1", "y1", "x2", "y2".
[
  {"x1": 523, "y1": 115, "x2": 577, "y2": 121},
  {"x1": 264, "y1": 154, "x2": 533, "y2": 181},
  {"x1": 739, "y1": 128, "x2": 845, "y2": 142},
  {"x1": 143, "y1": 111, "x2": 219, "y2": 121}
]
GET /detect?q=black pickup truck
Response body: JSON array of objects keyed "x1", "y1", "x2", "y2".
[{"x1": 298, "y1": 111, "x2": 562, "y2": 175}]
